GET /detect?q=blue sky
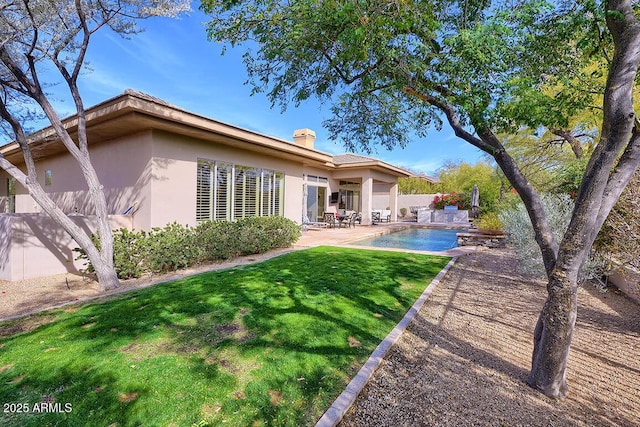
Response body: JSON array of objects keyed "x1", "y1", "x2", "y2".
[{"x1": 52, "y1": 6, "x2": 485, "y2": 176}]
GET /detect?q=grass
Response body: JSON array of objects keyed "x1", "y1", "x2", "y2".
[{"x1": 0, "y1": 247, "x2": 450, "y2": 427}]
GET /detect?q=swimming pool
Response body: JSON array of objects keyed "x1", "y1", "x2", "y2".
[{"x1": 352, "y1": 227, "x2": 464, "y2": 252}]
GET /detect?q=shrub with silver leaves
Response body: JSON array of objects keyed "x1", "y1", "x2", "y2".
[{"x1": 499, "y1": 193, "x2": 606, "y2": 286}]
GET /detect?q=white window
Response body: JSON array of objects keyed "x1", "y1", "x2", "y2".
[{"x1": 196, "y1": 160, "x2": 284, "y2": 222}]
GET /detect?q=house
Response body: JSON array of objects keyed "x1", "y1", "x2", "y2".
[{"x1": 0, "y1": 90, "x2": 411, "y2": 280}]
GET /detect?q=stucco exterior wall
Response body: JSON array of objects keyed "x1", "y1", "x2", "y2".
[
  {"x1": 2, "y1": 129, "x2": 312, "y2": 229},
  {"x1": 609, "y1": 266, "x2": 640, "y2": 304},
  {"x1": 2, "y1": 132, "x2": 154, "y2": 230},
  {"x1": 0, "y1": 214, "x2": 130, "y2": 281},
  {"x1": 149, "y1": 130, "x2": 306, "y2": 227},
  {"x1": 397, "y1": 194, "x2": 442, "y2": 218}
]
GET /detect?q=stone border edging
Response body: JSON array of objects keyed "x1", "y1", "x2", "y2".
[{"x1": 314, "y1": 256, "x2": 459, "y2": 427}]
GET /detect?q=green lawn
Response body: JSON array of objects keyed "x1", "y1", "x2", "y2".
[{"x1": 0, "y1": 247, "x2": 450, "y2": 427}]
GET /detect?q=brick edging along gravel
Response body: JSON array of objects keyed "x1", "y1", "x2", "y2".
[{"x1": 314, "y1": 257, "x2": 458, "y2": 427}]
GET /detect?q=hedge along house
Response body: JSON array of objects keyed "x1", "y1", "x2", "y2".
[{"x1": 0, "y1": 90, "x2": 410, "y2": 281}]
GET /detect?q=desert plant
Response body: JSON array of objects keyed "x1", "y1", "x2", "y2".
[
  {"x1": 194, "y1": 220, "x2": 238, "y2": 261},
  {"x1": 476, "y1": 212, "x2": 503, "y2": 231},
  {"x1": 112, "y1": 228, "x2": 148, "y2": 279},
  {"x1": 499, "y1": 194, "x2": 606, "y2": 283},
  {"x1": 145, "y1": 222, "x2": 198, "y2": 274},
  {"x1": 76, "y1": 217, "x2": 301, "y2": 279}
]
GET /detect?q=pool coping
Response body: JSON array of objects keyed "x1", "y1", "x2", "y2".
[{"x1": 314, "y1": 255, "x2": 459, "y2": 427}]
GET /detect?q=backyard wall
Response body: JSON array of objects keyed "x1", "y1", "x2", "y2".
[
  {"x1": 396, "y1": 194, "x2": 442, "y2": 218},
  {"x1": 0, "y1": 214, "x2": 130, "y2": 281},
  {"x1": 608, "y1": 266, "x2": 640, "y2": 304}
]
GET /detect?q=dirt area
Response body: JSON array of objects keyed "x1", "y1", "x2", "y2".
[
  {"x1": 340, "y1": 249, "x2": 640, "y2": 426},
  {"x1": 0, "y1": 248, "x2": 295, "y2": 322},
  {"x1": 1, "y1": 245, "x2": 638, "y2": 426}
]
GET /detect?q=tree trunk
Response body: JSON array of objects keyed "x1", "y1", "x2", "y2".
[
  {"x1": 91, "y1": 254, "x2": 120, "y2": 291},
  {"x1": 28, "y1": 182, "x2": 121, "y2": 291},
  {"x1": 527, "y1": 275, "x2": 578, "y2": 399},
  {"x1": 0, "y1": 158, "x2": 121, "y2": 292},
  {"x1": 527, "y1": 0, "x2": 640, "y2": 399}
]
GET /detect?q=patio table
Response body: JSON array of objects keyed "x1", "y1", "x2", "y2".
[{"x1": 337, "y1": 214, "x2": 350, "y2": 228}]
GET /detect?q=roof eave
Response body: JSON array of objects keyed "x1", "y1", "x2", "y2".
[
  {"x1": 1, "y1": 91, "x2": 335, "y2": 167},
  {"x1": 334, "y1": 160, "x2": 412, "y2": 177}
]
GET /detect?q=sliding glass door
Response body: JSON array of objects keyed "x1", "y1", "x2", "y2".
[{"x1": 306, "y1": 185, "x2": 326, "y2": 222}]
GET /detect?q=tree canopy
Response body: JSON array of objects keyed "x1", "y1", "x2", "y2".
[
  {"x1": 202, "y1": 0, "x2": 640, "y2": 399},
  {"x1": 438, "y1": 161, "x2": 502, "y2": 213}
]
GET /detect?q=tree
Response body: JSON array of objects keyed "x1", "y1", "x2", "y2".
[
  {"x1": 437, "y1": 161, "x2": 502, "y2": 213},
  {"x1": 201, "y1": 0, "x2": 640, "y2": 398},
  {"x1": 0, "y1": 0, "x2": 189, "y2": 290},
  {"x1": 398, "y1": 173, "x2": 441, "y2": 194}
]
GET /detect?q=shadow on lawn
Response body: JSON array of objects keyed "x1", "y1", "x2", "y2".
[{"x1": 0, "y1": 247, "x2": 450, "y2": 426}]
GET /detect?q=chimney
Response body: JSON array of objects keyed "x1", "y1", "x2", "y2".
[{"x1": 293, "y1": 128, "x2": 316, "y2": 149}]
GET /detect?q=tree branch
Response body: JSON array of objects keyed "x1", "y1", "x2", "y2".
[
  {"x1": 404, "y1": 85, "x2": 560, "y2": 273},
  {"x1": 403, "y1": 86, "x2": 490, "y2": 152},
  {"x1": 550, "y1": 129, "x2": 584, "y2": 158}
]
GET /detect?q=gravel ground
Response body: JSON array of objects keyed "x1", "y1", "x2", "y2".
[{"x1": 340, "y1": 249, "x2": 640, "y2": 427}]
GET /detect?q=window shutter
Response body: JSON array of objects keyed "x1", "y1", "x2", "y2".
[
  {"x1": 215, "y1": 163, "x2": 232, "y2": 221},
  {"x1": 196, "y1": 162, "x2": 212, "y2": 222}
]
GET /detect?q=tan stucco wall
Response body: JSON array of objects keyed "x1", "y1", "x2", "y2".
[
  {"x1": 609, "y1": 266, "x2": 640, "y2": 304},
  {"x1": 0, "y1": 214, "x2": 130, "y2": 281},
  {"x1": 2, "y1": 129, "x2": 314, "y2": 231},
  {"x1": 148, "y1": 130, "x2": 306, "y2": 227},
  {"x1": 3, "y1": 132, "x2": 154, "y2": 230},
  {"x1": 396, "y1": 194, "x2": 441, "y2": 217}
]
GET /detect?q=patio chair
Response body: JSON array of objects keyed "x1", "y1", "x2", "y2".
[
  {"x1": 371, "y1": 210, "x2": 381, "y2": 225},
  {"x1": 323, "y1": 212, "x2": 337, "y2": 228},
  {"x1": 347, "y1": 212, "x2": 358, "y2": 228},
  {"x1": 302, "y1": 215, "x2": 327, "y2": 228},
  {"x1": 355, "y1": 212, "x2": 362, "y2": 224}
]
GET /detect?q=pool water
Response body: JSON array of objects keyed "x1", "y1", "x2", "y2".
[{"x1": 352, "y1": 227, "x2": 463, "y2": 252}]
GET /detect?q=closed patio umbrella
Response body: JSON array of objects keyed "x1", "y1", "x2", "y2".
[{"x1": 471, "y1": 184, "x2": 479, "y2": 218}]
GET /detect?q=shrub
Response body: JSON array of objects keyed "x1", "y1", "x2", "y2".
[
  {"x1": 112, "y1": 228, "x2": 148, "y2": 279},
  {"x1": 76, "y1": 217, "x2": 301, "y2": 280},
  {"x1": 257, "y1": 216, "x2": 301, "y2": 249},
  {"x1": 399, "y1": 207, "x2": 407, "y2": 217},
  {"x1": 194, "y1": 216, "x2": 300, "y2": 260},
  {"x1": 499, "y1": 193, "x2": 606, "y2": 283},
  {"x1": 234, "y1": 216, "x2": 301, "y2": 255},
  {"x1": 476, "y1": 212, "x2": 503, "y2": 231},
  {"x1": 194, "y1": 220, "x2": 238, "y2": 261},
  {"x1": 145, "y1": 222, "x2": 198, "y2": 274},
  {"x1": 432, "y1": 192, "x2": 470, "y2": 210}
]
